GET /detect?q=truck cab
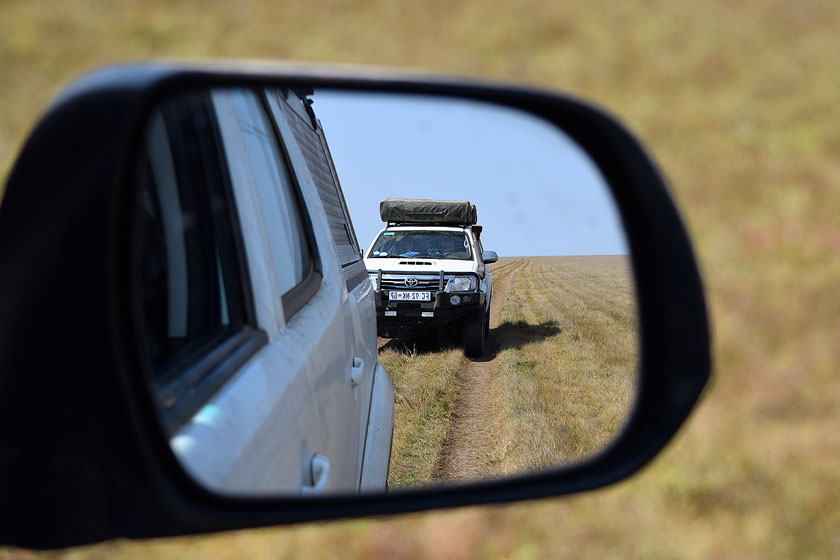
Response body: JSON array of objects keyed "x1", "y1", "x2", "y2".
[{"x1": 364, "y1": 199, "x2": 498, "y2": 357}]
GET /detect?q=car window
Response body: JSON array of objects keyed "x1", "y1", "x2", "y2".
[
  {"x1": 270, "y1": 89, "x2": 368, "y2": 290},
  {"x1": 224, "y1": 90, "x2": 313, "y2": 297},
  {"x1": 369, "y1": 230, "x2": 472, "y2": 260},
  {"x1": 132, "y1": 92, "x2": 247, "y2": 386}
]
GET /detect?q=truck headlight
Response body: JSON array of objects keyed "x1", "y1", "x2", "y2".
[
  {"x1": 368, "y1": 273, "x2": 379, "y2": 289},
  {"x1": 451, "y1": 276, "x2": 476, "y2": 292}
]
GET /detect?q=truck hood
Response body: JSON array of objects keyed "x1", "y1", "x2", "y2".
[{"x1": 364, "y1": 257, "x2": 478, "y2": 274}]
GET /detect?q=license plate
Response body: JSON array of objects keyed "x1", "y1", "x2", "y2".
[{"x1": 389, "y1": 291, "x2": 431, "y2": 302}]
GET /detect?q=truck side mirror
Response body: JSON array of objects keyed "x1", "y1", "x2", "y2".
[{"x1": 0, "y1": 62, "x2": 709, "y2": 549}]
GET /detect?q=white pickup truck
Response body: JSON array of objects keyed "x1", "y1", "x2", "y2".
[{"x1": 364, "y1": 199, "x2": 498, "y2": 357}]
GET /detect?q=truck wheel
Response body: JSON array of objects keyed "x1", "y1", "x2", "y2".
[
  {"x1": 484, "y1": 306, "x2": 490, "y2": 338},
  {"x1": 463, "y1": 308, "x2": 486, "y2": 358}
]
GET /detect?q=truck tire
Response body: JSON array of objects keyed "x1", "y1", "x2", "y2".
[
  {"x1": 484, "y1": 305, "x2": 490, "y2": 338},
  {"x1": 463, "y1": 307, "x2": 486, "y2": 358}
]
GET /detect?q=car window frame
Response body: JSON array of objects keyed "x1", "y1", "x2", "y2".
[
  {"x1": 129, "y1": 90, "x2": 268, "y2": 432},
  {"x1": 254, "y1": 88, "x2": 324, "y2": 321},
  {"x1": 268, "y1": 88, "x2": 368, "y2": 292}
]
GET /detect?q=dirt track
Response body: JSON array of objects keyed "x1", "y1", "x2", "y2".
[
  {"x1": 431, "y1": 259, "x2": 522, "y2": 482},
  {"x1": 431, "y1": 346, "x2": 505, "y2": 481}
]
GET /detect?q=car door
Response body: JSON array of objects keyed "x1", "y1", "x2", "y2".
[
  {"x1": 133, "y1": 90, "x2": 328, "y2": 496},
  {"x1": 311, "y1": 97, "x2": 379, "y2": 477},
  {"x1": 265, "y1": 88, "x2": 376, "y2": 485},
  {"x1": 212, "y1": 87, "x2": 375, "y2": 494}
]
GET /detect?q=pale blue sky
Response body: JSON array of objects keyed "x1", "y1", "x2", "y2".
[{"x1": 312, "y1": 91, "x2": 628, "y2": 257}]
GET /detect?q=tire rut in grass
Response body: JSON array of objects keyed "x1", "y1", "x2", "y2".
[
  {"x1": 431, "y1": 356, "x2": 507, "y2": 481},
  {"x1": 430, "y1": 262, "x2": 516, "y2": 482}
]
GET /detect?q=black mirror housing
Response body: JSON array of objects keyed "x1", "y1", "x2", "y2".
[{"x1": 0, "y1": 62, "x2": 710, "y2": 549}]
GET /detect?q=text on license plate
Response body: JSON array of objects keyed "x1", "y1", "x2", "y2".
[{"x1": 389, "y1": 291, "x2": 431, "y2": 302}]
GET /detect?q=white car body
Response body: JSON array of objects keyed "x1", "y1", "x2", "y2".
[{"x1": 364, "y1": 223, "x2": 495, "y2": 353}]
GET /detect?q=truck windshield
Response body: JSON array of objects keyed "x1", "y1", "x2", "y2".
[{"x1": 368, "y1": 231, "x2": 473, "y2": 260}]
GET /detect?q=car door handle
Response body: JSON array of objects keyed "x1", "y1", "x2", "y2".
[
  {"x1": 301, "y1": 453, "x2": 330, "y2": 496},
  {"x1": 350, "y1": 356, "x2": 366, "y2": 387}
]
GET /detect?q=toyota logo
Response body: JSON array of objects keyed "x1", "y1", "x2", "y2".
[{"x1": 404, "y1": 277, "x2": 419, "y2": 287}]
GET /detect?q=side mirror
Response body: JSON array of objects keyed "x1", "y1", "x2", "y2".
[
  {"x1": 482, "y1": 250, "x2": 499, "y2": 264},
  {"x1": 0, "y1": 62, "x2": 709, "y2": 549}
]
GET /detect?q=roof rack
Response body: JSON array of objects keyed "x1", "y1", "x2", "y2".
[{"x1": 380, "y1": 198, "x2": 477, "y2": 225}]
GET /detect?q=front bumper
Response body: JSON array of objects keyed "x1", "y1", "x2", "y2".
[{"x1": 374, "y1": 289, "x2": 485, "y2": 337}]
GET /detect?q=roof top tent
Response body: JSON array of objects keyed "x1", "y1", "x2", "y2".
[{"x1": 380, "y1": 198, "x2": 477, "y2": 226}]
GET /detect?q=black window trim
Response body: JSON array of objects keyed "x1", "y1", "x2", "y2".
[
  {"x1": 280, "y1": 265, "x2": 323, "y2": 321},
  {"x1": 342, "y1": 259, "x2": 370, "y2": 292},
  {"x1": 156, "y1": 326, "x2": 268, "y2": 432}
]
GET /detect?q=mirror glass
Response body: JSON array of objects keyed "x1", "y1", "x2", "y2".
[{"x1": 129, "y1": 86, "x2": 637, "y2": 497}]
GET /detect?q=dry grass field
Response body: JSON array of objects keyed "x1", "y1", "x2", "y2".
[
  {"x1": 2, "y1": 0, "x2": 839, "y2": 558},
  {"x1": 383, "y1": 256, "x2": 636, "y2": 488}
]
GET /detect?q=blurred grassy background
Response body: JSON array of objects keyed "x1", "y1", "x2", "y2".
[{"x1": 2, "y1": 0, "x2": 838, "y2": 557}]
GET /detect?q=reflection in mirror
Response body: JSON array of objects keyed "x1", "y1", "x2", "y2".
[{"x1": 130, "y1": 87, "x2": 637, "y2": 498}]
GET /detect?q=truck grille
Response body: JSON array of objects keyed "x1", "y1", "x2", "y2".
[
  {"x1": 379, "y1": 274, "x2": 442, "y2": 290},
  {"x1": 370, "y1": 271, "x2": 479, "y2": 294}
]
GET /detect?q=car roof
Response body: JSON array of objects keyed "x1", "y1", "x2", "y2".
[{"x1": 382, "y1": 225, "x2": 469, "y2": 232}]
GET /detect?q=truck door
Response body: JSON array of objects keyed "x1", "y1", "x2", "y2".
[
  {"x1": 142, "y1": 89, "x2": 328, "y2": 495},
  {"x1": 315, "y1": 115, "x2": 378, "y2": 479},
  {"x1": 266, "y1": 89, "x2": 374, "y2": 489}
]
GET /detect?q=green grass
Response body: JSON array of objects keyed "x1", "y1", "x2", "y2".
[{"x1": 2, "y1": 0, "x2": 839, "y2": 557}]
